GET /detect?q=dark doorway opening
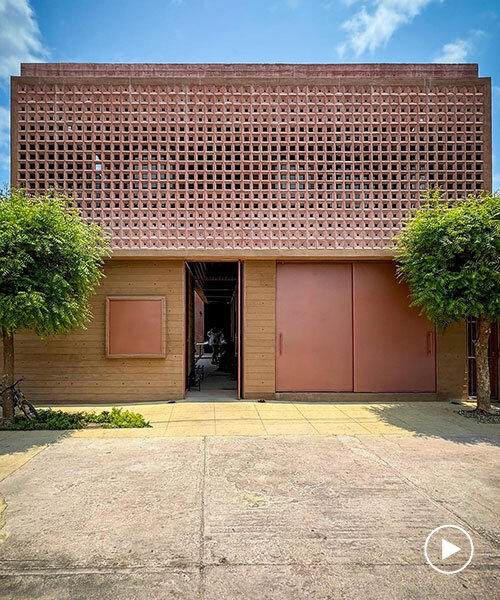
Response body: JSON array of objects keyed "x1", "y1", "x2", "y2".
[{"x1": 185, "y1": 261, "x2": 241, "y2": 399}]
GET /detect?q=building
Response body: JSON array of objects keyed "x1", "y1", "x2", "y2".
[{"x1": 8, "y1": 63, "x2": 494, "y2": 403}]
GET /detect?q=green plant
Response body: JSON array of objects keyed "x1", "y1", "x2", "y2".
[
  {"x1": 0, "y1": 409, "x2": 88, "y2": 430},
  {"x1": 84, "y1": 407, "x2": 150, "y2": 428},
  {"x1": 0, "y1": 188, "x2": 110, "y2": 424},
  {"x1": 100, "y1": 407, "x2": 150, "y2": 428},
  {"x1": 396, "y1": 191, "x2": 500, "y2": 414},
  {"x1": 84, "y1": 411, "x2": 110, "y2": 424},
  {"x1": 0, "y1": 407, "x2": 150, "y2": 430}
]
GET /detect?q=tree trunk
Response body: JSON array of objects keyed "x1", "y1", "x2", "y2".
[
  {"x1": 475, "y1": 317, "x2": 491, "y2": 414},
  {"x1": 1, "y1": 328, "x2": 15, "y2": 425}
]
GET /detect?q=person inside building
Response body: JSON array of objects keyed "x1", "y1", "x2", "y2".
[
  {"x1": 207, "y1": 326, "x2": 222, "y2": 364},
  {"x1": 218, "y1": 339, "x2": 236, "y2": 375}
]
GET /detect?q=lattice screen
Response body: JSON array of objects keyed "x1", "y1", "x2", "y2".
[{"x1": 14, "y1": 82, "x2": 486, "y2": 250}]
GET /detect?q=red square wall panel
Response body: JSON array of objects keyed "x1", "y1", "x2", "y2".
[{"x1": 106, "y1": 297, "x2": 165, "y2": 358}]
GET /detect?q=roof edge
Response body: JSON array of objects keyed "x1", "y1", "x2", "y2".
[{"x1": 19, "y1": 62, "x2": 479, "y2": 79}]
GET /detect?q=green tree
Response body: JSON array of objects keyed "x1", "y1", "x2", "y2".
[
  {"x1": 0, "y1": 188, "x2": 109, "y2": 424},
  {"x1": 396, "y1": 191, "x2": 500, "y2": 414}
]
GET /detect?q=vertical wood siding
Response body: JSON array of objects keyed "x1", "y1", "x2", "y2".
[{"x1": 437, "y1": 321, "x2": 467, "y2": 400}]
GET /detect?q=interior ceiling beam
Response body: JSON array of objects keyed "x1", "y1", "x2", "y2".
[
  {"x1": 197, "y1": 277, "x2": 237, "y2": 281},
  {"x1": 191, "y1": 262, "x2": 207, "y2": 281},
  {"x1": 187, "y1": 262, "x2": 238, "y2": 300}
]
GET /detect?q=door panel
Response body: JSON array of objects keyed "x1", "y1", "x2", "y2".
[
  {"x1": 237, "y1": 260, "x2": 243, "y2": 399},
  {"x1": 276, "y1": 263, "x2": 353, "y2": 392},
  {"x1": 353, "y1": 262, "x2": 436, "y2": 392}
]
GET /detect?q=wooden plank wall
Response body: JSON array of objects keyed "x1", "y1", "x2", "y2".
[
  {"x1": 0, "y1": 257, "x2": 467, "y2": 404},
  {"x1": 0, "y1": 260, "x2": 185, "y2": 404},
  {"x1": 243, "y1": 261, "x2": 276, "y2": 399},
  {"x1": 437, "y1": 321, "x2": 467, "y2": 400}
]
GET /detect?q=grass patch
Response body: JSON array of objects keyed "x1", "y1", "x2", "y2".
[{"x1": 0, "y1": 407, "x2": 151, "y2": 430}]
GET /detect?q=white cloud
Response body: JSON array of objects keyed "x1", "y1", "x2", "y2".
[
  {"x1": 339, "y1": 0, "x2": 439, "y2": 56},
  {"x1": 0, "y1": 0, "x2": 47, "y2": 79},
  {"x1": 433, "y1": 39, "x2": 470, "y2": 63},
  {"x1": 0, "y1": 1, "x2": 47, "y2": 180}
]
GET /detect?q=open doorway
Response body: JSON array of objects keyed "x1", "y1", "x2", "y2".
[{"x1": 185, "y1": 261, "x2": 241, "y2": 400}]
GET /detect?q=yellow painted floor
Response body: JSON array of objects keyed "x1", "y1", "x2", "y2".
[{"x1": 33, "y1": 399, "x2": 499, "y2": 439}]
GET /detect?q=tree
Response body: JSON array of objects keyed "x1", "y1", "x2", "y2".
[
  {"x1": 396, "y1": 191, "x2": 500, "y2": 414},
  {"x1": 0, "y1": 188, "x2": 109, "y2": 424}
]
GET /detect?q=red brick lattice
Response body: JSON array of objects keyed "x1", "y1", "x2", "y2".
[{"x1": 13, "y1": 65, "x2": 487, "y2": 251}]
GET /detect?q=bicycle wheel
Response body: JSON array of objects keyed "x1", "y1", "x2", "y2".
[{"x1": 19, "y1": 397, "x2": 39, "y2": 420}]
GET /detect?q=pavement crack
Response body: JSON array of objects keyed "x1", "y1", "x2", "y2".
[
  {"x1": 355, "y1": 436, "x2": 500, "y2": 549},
  {"x1": 199, "y1": 436, "x2": 207, "y2": 600},
  {"x1": 0, "y1": 493, "x2": 7, "y2": 549},
  {"x1": 1, "y1": 560, "x2": 497, "y2": 576}
]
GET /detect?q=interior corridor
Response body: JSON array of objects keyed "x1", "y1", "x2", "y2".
[
  {"x1": 185, "y1": 262, "x2": 240, "y2": 401},
  {"x1": 186, "y1": 354, "x2": 237, "y2": 401}
]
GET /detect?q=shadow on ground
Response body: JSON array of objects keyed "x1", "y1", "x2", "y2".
[
  {"x1": 368, "y1": 401, "x2": 500, "y2": 446},
  {"x1": 0, "y1": 430, "x2": 70, "y2": 457}
]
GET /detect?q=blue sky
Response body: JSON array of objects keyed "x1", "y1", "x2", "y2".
[{"x1": 0, "y1": 0, "x2": 499, "y2": 189}]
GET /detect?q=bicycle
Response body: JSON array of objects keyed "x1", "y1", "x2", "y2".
[{"x1": 0, "y1": 378, "x2": 38, "y2": 420}]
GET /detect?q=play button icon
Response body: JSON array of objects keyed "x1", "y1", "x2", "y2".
[
  {"x1": 425, "y1": 525, "x2": 474, "y2": 574},
  {"x1": 441, "y1": 538, "x2": 461, "y2": 560}
]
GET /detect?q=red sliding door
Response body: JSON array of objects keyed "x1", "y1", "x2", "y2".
[
  {"x1": 353, "y1": 262, "x2": 436, "y2": 392},
  {"x1": 276, "y1": 263, "x2": 353, "y2": 392}
]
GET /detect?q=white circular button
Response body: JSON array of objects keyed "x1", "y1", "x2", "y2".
[{"x1": 424, "y1": 525, "x2": 474, "y2": 574}]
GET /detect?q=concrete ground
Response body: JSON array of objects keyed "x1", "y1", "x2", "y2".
[
  {"x1": 186, "y1": 355, "x2": 238, "y2": 401},
  {"x1": 0, "y1": 406, "x2": 498, "y2": 599}
]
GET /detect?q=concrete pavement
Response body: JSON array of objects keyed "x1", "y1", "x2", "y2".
[{"x1": 0, "y1": 432, "x2": 498, "y2": 599}]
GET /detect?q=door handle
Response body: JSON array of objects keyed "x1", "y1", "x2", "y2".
[
  {"x1": 426, "y1": 331, "x2": 433, "y2": 355},
  {"x1": 279, "y1": 333, "x2": 283, "y2": 355}
]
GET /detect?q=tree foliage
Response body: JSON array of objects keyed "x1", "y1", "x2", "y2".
[
  {"x1": 0, "y1": 188, "x2": 110, "y2": 336},
  {"x1": 396, "y1": 191, "x2": 500, "y2": 328}
]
